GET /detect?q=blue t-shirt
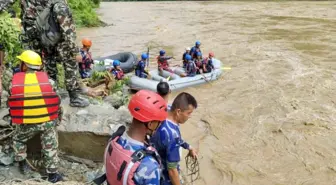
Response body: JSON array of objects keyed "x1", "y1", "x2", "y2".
[
  {"x1": 116, "y1": 132, "x2": 161, "y2": 185},
  {"x1": 151, "y1": 119, "x2": 190, "y2": 184}
]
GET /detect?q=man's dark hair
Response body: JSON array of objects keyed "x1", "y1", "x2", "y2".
[
  {"x1": 157, "y1": 81, "x2": 170, "y2": 97},
  {"x1": 171, "y1": 92, "x2": 197, "y2": 111}
]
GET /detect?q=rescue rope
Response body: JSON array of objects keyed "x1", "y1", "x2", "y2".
[
  {"x1": 11, "y1": 144, "x2": 38, "y2": 172},
  {"x1": 185, "y1": 155, "x2": 200, "y2": 184},
  {"x1": 0, "y1": 127, "x2": 15, "y2": 141}
]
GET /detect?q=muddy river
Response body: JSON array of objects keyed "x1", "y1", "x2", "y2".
[{"x1": 78, "y1": 1, "x2": 336, "y2": 185}]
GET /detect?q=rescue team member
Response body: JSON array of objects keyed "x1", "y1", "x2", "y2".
[
  {"x1": 135, "y1": 53, "x2": 150, "y2": 78},
  {"x1": 202, "y1": 52, "x2": 215, "y2": 73},
  {"x1": 182, "y1": 47, "x2": 190, "y2": 68},
  {"x1": 19, "y1": 0, "x2": 89, "y2": 108},
  {"x1": 158, "y1": 50, "x2": 174, "y2": 73},
  {"x1": 194, "y1": 52, "x2": 203, "y2": 74},
  {"x1": 151, "y1": 92, "x2": 198, "y2": 185},
  {"x1": 110, "y1": 60, "x2": 124, "y2": 80},
  {"x1": 79, "y1": 38, "x2": 94, "y2": 79},
  {"x1": 95, "y1": 90, "x2": 168, "y2": 185},
  {"x1": 185, "y1": 54, "x2": 197, "y2": 77},
  {"x1": 190, "y1": 41, "x2": 202, "y2": 59},
  {"x1": 157, "y1": 81, "x2": 171, "y2": 110},
  {"x1": 8, "y1": 50, "x2": 63, "y2": 183}
]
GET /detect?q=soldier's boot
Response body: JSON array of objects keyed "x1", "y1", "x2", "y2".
[
  {"x1": 18, "y1": 161, "x2": 32, "y2": 175},
  {"x1": 68, "y1": 91, "x2": 89, "y2": 107},
  {"x1": 48, "y1": 172, "x2": 64, "y2": 183}
]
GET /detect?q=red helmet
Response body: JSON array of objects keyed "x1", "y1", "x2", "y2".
[
  {"x1": 128, "y1": 90, "x2": 168, "y2": 122},
  {"x1": 209, "y1": 52, "x2": 215, "y2": 57}
]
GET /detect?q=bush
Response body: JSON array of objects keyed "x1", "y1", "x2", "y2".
[
  {"x1": 68, "y1": 0, "x2": 101, "y2": 27},
  {"x1": 0, "y1": 13, "x2": 22, "y2": 66}
]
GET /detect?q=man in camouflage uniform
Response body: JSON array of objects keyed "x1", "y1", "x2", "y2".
[
  {"x1": 8, "y1": 50, "x2": 63, "y2": 183},
  {"x1": 0, "y1": 0, "x2": 14, "y2": 12},
  {"x1": 20, "y1": 0, "x2": 89, "y2": 107}
]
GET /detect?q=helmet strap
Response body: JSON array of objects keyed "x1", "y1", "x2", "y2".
[{"x1": 145, "y1": 122, "x2": 159, "y2": 135}]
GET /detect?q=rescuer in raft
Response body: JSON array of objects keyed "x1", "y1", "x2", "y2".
[{"x1": 8, "y1": 50, "x2": 63, "y2": 183}]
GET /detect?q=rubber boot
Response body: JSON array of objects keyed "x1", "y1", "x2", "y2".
[
  {"x1": 18, "y1": 161, "x2": 32, "y2": 175},
  {"x1": 48, "y1": 172, "x2": 64, "y2": 183},
  {"x1": 68, "y1": 91, "x2": 89, "y2": 107}
]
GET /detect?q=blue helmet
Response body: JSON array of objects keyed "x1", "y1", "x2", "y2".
[
  {"x1": 196, "y1": 52, "x2": 202, "y2": 56},
  {"x1": 141, "y1": 53, "x2": 148, "y2": 60},
  {"x1": 113, "y1": 60, "x2": 120, "y2": 66},
  {"x1": 195, "y1": 41, "x2": 201, "y2": 46},
  {"x1": 159, "y1": 50, "x2": 165, "y2": 56},
  {"x1": 185, "y1": 54, "x2": 192, "y2": 60}
]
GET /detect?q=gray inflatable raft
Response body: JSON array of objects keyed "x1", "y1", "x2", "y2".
[
  {"x1": 129, "y1": 58, "x2": 222, "y2": 92},
  {"x1": 93, "y1": 52, "x2": 137, "y2": 73}
]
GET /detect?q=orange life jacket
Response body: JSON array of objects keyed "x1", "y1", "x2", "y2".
[{"x1": 8, "y1": 72, "x2": 60, "y2": 124}]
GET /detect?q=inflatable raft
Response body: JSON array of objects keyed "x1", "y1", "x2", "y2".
[
  {"x1": 93, "y1": 52, "x2": 137, "y2": 73},
  {"x1": 129, "y1": 58, "x2": 222, "y2": 92}
]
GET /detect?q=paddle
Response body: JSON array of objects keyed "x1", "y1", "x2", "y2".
[
  {"x1": 221, "y1": 67, "x2": 231, "y2": 70},
  {"x1": 146, "y1": 47, "x2": 149, "y2": 68}
]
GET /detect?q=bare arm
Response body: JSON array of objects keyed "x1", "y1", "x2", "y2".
[{"x1": 168, "y1": 168, "x2": 182, "y2": 185}]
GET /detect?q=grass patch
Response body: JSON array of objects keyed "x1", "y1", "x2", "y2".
[{"x1": 68, "y1": 0, "x2": 103, "y2": 27}]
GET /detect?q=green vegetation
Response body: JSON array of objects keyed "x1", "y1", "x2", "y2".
[
  {"x1": 68, "y1": 0, "x2": 102, "y2": 27},
  {"x1": 110, "y1": 77, "x2": 130, "y2": 94},
  {"x1": 0, "y1": 13, "x2": 22, "y2": 66}
]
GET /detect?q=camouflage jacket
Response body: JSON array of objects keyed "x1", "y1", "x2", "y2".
[
  {"x1": 0, "y1": 0, "x2": 14, "y2": 12},
  {"x1": 20, "y1": 0, "x2": 79, "y2": 57}
]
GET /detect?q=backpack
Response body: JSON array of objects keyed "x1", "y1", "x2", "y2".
[{"x1": 35, "y1": 0, "x2": 64, "y2": 48}]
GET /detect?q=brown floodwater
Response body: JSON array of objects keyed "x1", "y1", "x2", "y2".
[{"x1": 77, "y1": 1, "x2": 336, "y2": 185}]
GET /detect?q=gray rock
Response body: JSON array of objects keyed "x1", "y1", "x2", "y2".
[
  {"x1": 52, "y1": 100, "x2": 131, "y2": 161},
  {"x1": 105, "y1": 93, "x2": 124, "y2": 109},
  {"x1": 0, "y1": 151, "x2": 13, "y2": 165},
  {"x1": 76, "y1": 109, "x2": 88, "y2": 116}
]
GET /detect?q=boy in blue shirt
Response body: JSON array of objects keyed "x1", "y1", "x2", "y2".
[{"x1": 151, "y1": 92, "x2": 198, "y2": 185}]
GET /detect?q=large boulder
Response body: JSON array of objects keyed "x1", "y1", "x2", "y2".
[{"x1": 25, "y1": 95, "x2": 132, "y2": 162}]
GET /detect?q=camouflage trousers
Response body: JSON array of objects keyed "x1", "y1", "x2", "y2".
[
  {"x1": 21, "y1": 33, "x2": 79, "y2": 92},
  {"x1": 12, "y1": 121, "x2": 59, "y2": 173}
]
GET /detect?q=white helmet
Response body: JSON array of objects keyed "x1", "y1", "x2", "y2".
[{"x1": 185, "y1": 47, "x2": 191, "y2": 51}]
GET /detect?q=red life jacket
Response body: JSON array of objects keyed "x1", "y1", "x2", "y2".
[
  {"x1": 8, "y1": 72, "x2": 60, "y2": 124},
  {"x1": 157, "y1": 55, "x2": 169, "y2": 70},
  {"x1": 195, "y1": 59, "x2": 202, "y2": 68},
  {"x1": 103, "y1": 131, "x2": 161, "y2": 185},
  {"x1": 112, "y1": 69, "x2": 124, "y2": 80},
  {"x1": 80, "y1": 49, "x2": 93, "y2": 70}
]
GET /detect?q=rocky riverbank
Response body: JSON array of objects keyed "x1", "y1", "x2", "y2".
[{"x1": 0, "y1": 69, "x2": 133, "y2": 184}]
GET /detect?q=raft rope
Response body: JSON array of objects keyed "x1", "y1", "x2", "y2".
[{"x1": 185, "y1": 155, "x2": 200, "y2": 184}]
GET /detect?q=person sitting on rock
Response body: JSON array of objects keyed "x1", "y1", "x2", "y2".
[
  {"x1": 135, "y1": 53, "x2": 150, "y2": 78},
  {"x1": 8, "y1": 50, "x2": 63, "y2": 183},
  {"x1": 110, "y1": 60, "x2": 124, "y2": 80},
  {"x1": 79, "y1": 38, "x2": 94, "y2": 79},
  {"x1": 96, "y1": 90, "x2": 167, "y2": 185}
]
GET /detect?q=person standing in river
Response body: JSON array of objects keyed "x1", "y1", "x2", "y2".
[{"x1": 19, "y1": 0, "x2": 89, "y2": 107}]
